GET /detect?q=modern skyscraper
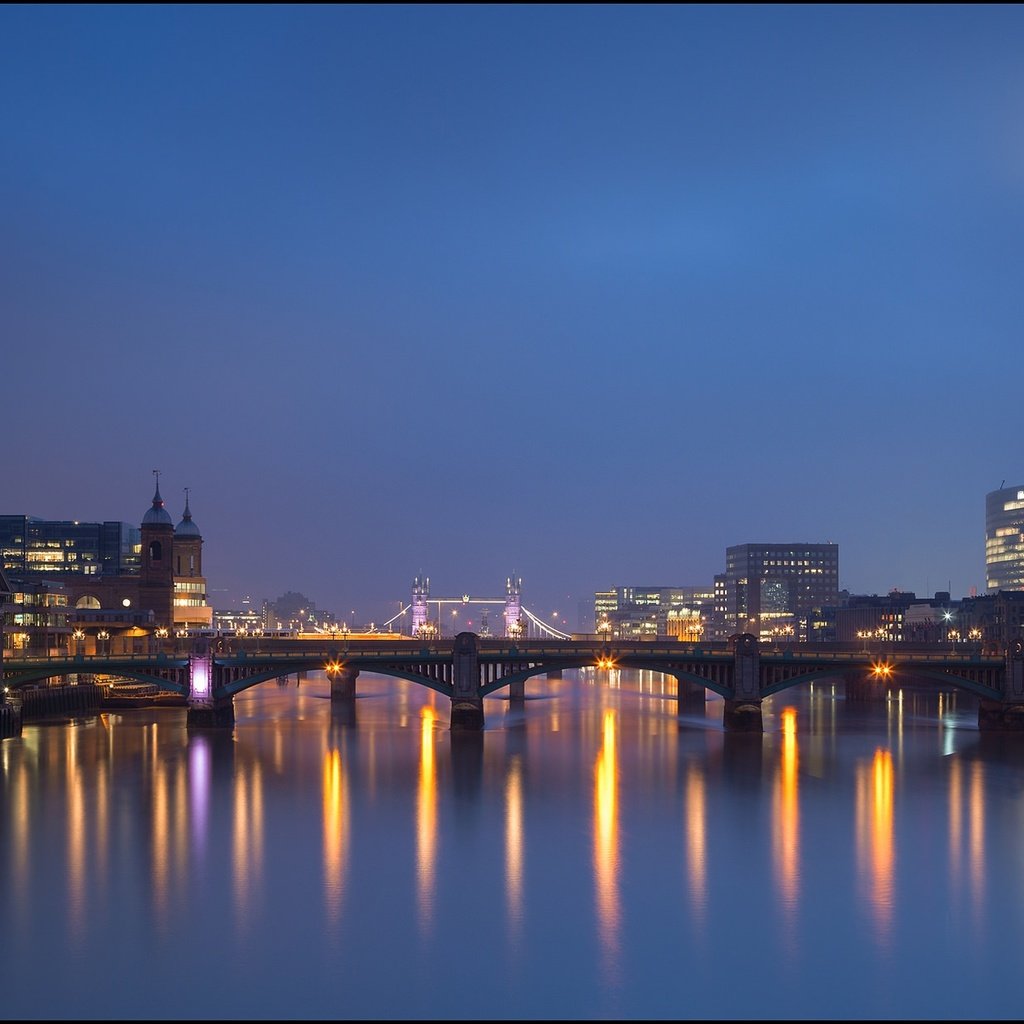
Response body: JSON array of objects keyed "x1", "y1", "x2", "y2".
[
  {"x1": 719, "y1": 543, "x2": 839, "y2": 641},
  {"x1": 986, "y1": 485, "x2": 1024, "y2": 592}
]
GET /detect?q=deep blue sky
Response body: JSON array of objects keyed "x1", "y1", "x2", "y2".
[{"x1": 3, "y1": 5, "x2": 1021, "y2": 626}]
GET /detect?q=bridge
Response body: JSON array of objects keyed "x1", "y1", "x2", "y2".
[
  {"x1": 4, "y1": 633, "x2": 1024, "y2": 733},
  {"x1": 377, "y1": 574, "x2": 572, "y2": 639}
]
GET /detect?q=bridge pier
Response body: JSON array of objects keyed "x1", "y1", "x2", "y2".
[
  {"x1": 979, "y1": 641, "x2": 1024, "y2": 731},
  {"x1": 187, "y1": 701, "x2": 235, "y2": 729},
  {"x1": 726, "y1": 633, "x2": 763, "y2": 732},
  {"x1": 508, "y1": 677, "x2": 525, "y2": 701},
  {"x1": 330, "y1": 666, "x2": 359, "y2": 703},
  {"x1": 723, "y1": 699, "x2": 763, "y2": 731},
  {"x1": 186, "y1": 644, "x2": 235, "y2": 729},
  {"x1": 450, "y1": 631, "x2": 484, "y2": 730},
  {"x1": 675, "y1": 676, "x2": 706, "y2": 714}
]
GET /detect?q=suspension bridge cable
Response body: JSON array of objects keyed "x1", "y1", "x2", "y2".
[{"x1": 521, "y1": 606, "x2": 572, "y2": 640}]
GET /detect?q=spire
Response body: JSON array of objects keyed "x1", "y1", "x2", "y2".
[
  {"x1": 143, "y1": 469, "x2": 174, "y2": 526},
  {"x1": 175, "y1": 485, "x2": 202, "y2": 538}
]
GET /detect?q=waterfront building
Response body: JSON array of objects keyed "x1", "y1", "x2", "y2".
[
  {"x1": 2, "y1": 478, "x2": 212, "y2": 654},
  {"x1": 593, "y1": 585, "x2": 715, "y2": 640},
  {"x1": 834, "y1": 590, "x2": 956, "y2": 645},
  {"x1": 986, "y1": 484, "x2": 1024, "y2": 592},
  {"x1": 2, "y1": 577, "x2": 70, "y2": 657},
  {"x1": 0, "y1": 515, "x2": 140, "y2": 577},
  {"x1": 213, "y1": 607, "x2": 265, "y2": 633},
  {"x1": 719, "y1": 542, "x2": 839, "y2": 642},
  {"x1": 170, "y1": 490, "x2": 212, "y2": 629},
  {"x1": 594, "y1": 589, "x2": 617, "y2": 637},
  {"x1": 955, "y1": 590, "x2": 1024, "y2": 650}
]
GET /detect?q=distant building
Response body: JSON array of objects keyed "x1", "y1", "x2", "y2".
[
  {"x1": 593, "y1": 585, "x2": 715, "y2": 640},
  {"x1": 986, "y1": 485, "x2": 1024, "y2": 592},
  {"x1": 718, "y1": 543, "x2": 839, "y2": 642},
  {"x1": 835, "y1": 591, "x2": 957, "y2": 645},
  {"x1": 956, "y1": 590, "x2": 1024, "y2": 649}
]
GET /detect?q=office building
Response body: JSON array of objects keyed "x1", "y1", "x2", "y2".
[
  {"x1": 2, "y1": 479, "x2": 212, "y2": 656},
  {"x1": 0, "y1": 516, "x2": 140, "y2": 577},
  {"x1": 719, "y1": 543, "x2": 839, "y2": 642},
  {"x1": 986, "y1": 485, "x2": 1024, "y2": 592},
  {"x1": 593, "y1": 585, "x2": 715, "y2": 640}
]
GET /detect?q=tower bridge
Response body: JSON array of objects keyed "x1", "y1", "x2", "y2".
[{"x1": 383, "y1": 574, "x2": 570, "y2": 640}]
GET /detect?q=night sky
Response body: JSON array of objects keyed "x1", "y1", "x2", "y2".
[{"x1": 3, "y1": 5, "x2": 1021, "y2": 627}]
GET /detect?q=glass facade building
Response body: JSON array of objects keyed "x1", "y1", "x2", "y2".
[
  {"x1": 593, "y1": 586, "x2": 716, "y2": 640},
  {"x1": 721, "y1": 543, "x2": 839, "y2": 641},
  {"x1": 986, "y1": 485, "x2": 1024, "y2": 592},
  {"x1": 0, "y1": 516, "x2": 141, "y2": 577}
]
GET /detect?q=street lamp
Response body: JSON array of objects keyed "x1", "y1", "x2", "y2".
[
  {"x1": 72, "y1": 628, "x2": 85, "y2": 657},
  {"x1": 97, "y1": 630, "x2": 110, "y2": 658},
  {"x1": 152, "y1": 626, "x2": 169, "y2": 655}
]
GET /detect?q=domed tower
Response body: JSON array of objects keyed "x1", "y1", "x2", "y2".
[
  {"x1": 173, "y1": 488, "x2": 212, "y2": 628},
  {"x1": 174, "y1": 488, "x2": 203, "y2": 577},
  {"x1": 139, "y1": 471, "x2": 175, "y2": 628}
]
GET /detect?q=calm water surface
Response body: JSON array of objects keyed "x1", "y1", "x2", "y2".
[{"x1": 3, "y1": 670, "x2": 1024, "y2": 1020}]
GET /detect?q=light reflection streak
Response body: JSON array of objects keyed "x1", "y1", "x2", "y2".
[
  {"x1": 949, "y1": 758, "x2": 962, "y2": 884},
  {"x1": 505, "y1": 754, "x2": 524, "y2": 947},
  {"x1": 66, "y1": 726, "x2": 86, "y2": 946},
  {"x1": 594, "y1": 710, "x2": 620, "y2": 987},
  {"x1": 773, "y1": 707, "x2": 800, "y2": 939},
  {"x1": 855, "y1": 748, "x2": 895, "y2": 944},
  {"x1": 234, "y1": 761, "x2": 265, "y2": 930},
  {"x1": 190, "y1": 734, "x2": 211, "y2": 863},
  {"x1": 684, "y1": 763, "x2": 707, "y2": 927},
  {"x1": 12, "y1": 767, "x2": 29, "y2": 925},
  {"x1": 969, "y1": 761, "x2": 985, "y2": 924},
  {"x1": 152, "y1": 748, "x2": 170, "y2": 927},
  {"x1": 322, "y1": 748, "x2": 349, "y2": 927},
  {"x1": 173, "y1": 757, "x2": 188, "y2": 902},
  {"x1": 417, "y1": 706, "x2": 438, "y2": 935},
  {"x1": 95, "y1": 753, "x2": 108, "y2": 903}
]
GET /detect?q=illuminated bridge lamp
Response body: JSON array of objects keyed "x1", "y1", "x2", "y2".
[
  {"x1": 190, "y1": 652, "x2": 212, "y2": 704},
  {"x1": 870, "y1": 661, "x2": 894, "y2": 681}
]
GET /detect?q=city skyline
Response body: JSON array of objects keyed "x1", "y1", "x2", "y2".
[{"x1": 3, "y1": 5, "x2": 1020, "y2": 623}]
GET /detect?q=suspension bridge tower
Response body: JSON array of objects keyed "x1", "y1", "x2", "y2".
[
  {"x1": 411, "y1": 575, "x2": 429, "y2": 637},
  {"x1": 504, "y1": 574, "x2": 522, "y2": 638}
]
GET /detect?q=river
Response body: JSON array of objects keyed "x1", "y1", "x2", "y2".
[{"x1": 1, "y1": 669, "x2": 1022, "y2": 1019}]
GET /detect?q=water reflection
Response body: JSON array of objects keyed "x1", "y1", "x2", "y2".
[
  {"x1": 505, "y1": 753, "x2": 524, "y2": 947},
  {"x1": 322, "y1": 747, "x2": 348, "y2": 927},
  {"x1": 233, "y1": 759, "x2": 264, "y2": 931},
  {"x1": 190, "y1": 733, "x2": 211, "y2": 864},
  {"x1": 594, "y1": 709, "x2": 620, "y2": 986},
  {"x1": 855, "y1": 748, "x2": 895, "y2": 943},
  {"x1": 3, "y1": 674, "x2": 1024, "y2": 1020},
  {"x1": 949, "y1": 758, "x2": 986, "y2": 929},
  {"x1": 417, "y1": 706, "x2": 438, "y2": 935},
  {"x1": 773, "y1": 706, "x2": 800, "y2": 946},
  {"x1": 66, "y1": 725, "x2": 87, "y2": 947},
  {"x1": 684, "y1": 762, "x2": 707, "y2": 927}
]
